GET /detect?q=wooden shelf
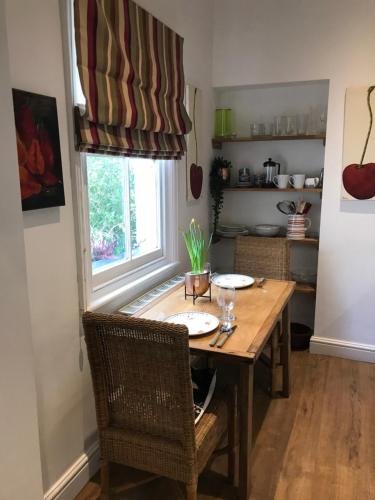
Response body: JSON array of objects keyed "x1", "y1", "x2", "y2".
[
  {"x1": 213, "y1": 235, "x2": 319, "y2": 245},
  {"x1": 213, "y1": 133, "x2": 326, "y2": 149},
  {"x1": 288, "y1": 237, "x2": 319, "y2": 246},
  {"x1": 224, "y1": 187, "x2": 322, "y2": 193},
  {"x1": 295, "y1": 283, "x2": 316, "y2": 294}
]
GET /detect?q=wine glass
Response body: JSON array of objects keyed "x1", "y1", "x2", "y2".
[{"x1": 216, "y1": 286, "x2": 236, "y2": 329}]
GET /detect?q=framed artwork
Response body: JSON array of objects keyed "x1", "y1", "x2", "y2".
[
  {"x1": 12, "y1": 89, "x2": 65, "y2": 210},
  {"x1": 342, "y1": 86, "x2": 375, "y2": 200},
  {"x1": 185, "y1": 84, "x2": 203, "y2": 201}
]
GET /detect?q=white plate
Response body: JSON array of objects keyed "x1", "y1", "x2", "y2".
[
  {"x1": 165, "y1": 312, "x2": 219, "y2": 336},
  {"x1": 253, "y1": 224, "x2": 281, "y2": 237},
  {"x1": 212, "y1": 274, "x2": 255, "y2": 289},
  {"x1": 216, "y1": 229, "x2": 249, "y2": 238},
  {"x1": 219, "y1": 223, "x2": 246, "y2": 230}
]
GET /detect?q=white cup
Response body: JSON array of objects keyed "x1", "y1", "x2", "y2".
[
  {"x1": 289, "y1": 174, "x2": 306, "y2": 189},
  {"x1": 305, "y1": 177, "x2": 320, "y2": 188},
  {"x1": 273, "y1": 174, "x2": 290, "y2": 189}
]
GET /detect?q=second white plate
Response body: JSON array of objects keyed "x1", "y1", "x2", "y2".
[
  {"x1": 212, "y1": 273, "x2": 255, "y2": 289},
  {"x1": 165, "y1": 311, "x2": 219, "y2": 336}
]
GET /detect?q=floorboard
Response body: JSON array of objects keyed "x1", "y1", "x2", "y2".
[{"x1": 75, "y1": 352, "x2": 375, "y2": 499}]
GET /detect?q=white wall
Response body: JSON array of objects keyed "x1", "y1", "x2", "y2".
[
  {"x1": 3, "y1": 0, "x2": 214, "y2": 496},
  {"x1": 5, "y1": 0, "x2": 84, "y2": 492},
  {"x1": 212, "y1": 0, "x2": 375, "y2": 355},
  {"x1": 0, "y1": 1, "x2": 43, "y2": 497}
]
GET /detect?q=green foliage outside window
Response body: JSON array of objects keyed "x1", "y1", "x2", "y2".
[{"x1": 87, "y1": 156, "x2": 137, "y2": 262}]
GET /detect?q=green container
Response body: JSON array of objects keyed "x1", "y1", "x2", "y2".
[{"x1": 214, "y1": 108, "x2": 234, "y2": 137}]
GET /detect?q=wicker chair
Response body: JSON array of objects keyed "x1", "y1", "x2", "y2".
[
  {"x1": 234, "y1": 235, "x2": 290, "y2": 280},
  {"x1": 82, "y1": 311, "x2": 235, "y2": 500},
  {"x1": 234, "y1": 236, "x2": 290, "y2": 395}
]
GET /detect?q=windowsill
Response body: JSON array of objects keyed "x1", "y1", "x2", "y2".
[{"x1": 88, "y1": 261, "x2": 181, "y2": 313}]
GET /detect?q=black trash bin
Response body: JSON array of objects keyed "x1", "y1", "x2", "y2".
[{"x1": 291, "y1": 322, "x2": 312, "y2": 351}]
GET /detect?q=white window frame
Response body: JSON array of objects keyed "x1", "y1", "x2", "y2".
[
  {"x1": 76, "y1": 154, "x2": 178, "y2": 309},
  {"x1": 84, "y1": 155, "x2": 163, "y2": 289},
  {"x1": 60, "y1": 0, "x2": 179, "y2": 311}
]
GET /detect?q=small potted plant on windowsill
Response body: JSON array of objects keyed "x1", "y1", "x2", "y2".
[{"x1": 183, "y1": 218, "x2": 212, "y2": 297}]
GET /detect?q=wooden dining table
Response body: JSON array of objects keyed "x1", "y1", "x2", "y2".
[{"x1": 134, "y1": 278, "x2": 295, "y2": 500}]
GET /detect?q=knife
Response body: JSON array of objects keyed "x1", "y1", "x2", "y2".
[
  {"x1": 209, "y1": 325, "x2": 229, "y2": 347},
  {"x1": 217, "y1": 325, "x2": 237, "y2": 348}
]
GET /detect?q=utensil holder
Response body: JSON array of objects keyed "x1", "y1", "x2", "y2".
[{"x1": 287, "y1": 215, "x2": 311, "y2": 240}]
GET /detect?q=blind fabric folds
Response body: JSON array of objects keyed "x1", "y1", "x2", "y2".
[{"x1": 74, "y1": 0, "x2": 192, "y2": 159}]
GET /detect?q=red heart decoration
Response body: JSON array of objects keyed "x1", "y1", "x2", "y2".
[
  {"x1": 190, "y1": 163, "x2": 203, "y2": 199},
  {"x1": 342, "y1": 163, "x2": 375, "y2": 199}
]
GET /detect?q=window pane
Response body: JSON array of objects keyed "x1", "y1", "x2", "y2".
[
  {"x1": 129, "y1": 159, "x2": 160, "y2": 258},
  {"x1": 86, "y1": 156, "x2": 127, "y2": 271}
]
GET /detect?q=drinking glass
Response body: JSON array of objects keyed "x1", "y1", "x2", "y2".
[
  {"x1": 286, "y1": 115, "x2": 297, "y2": 135},
  {"x1": 274, "y1": 115, "x2": 287, "y2": 136},
  {"x1": 258, "y1": 123, "x2": 266, "y2": 136},
  {"x1": 250, "y1": 122, "x2": 259, "y2": 136},
  {"x1": 265, "y1": 122, "x2": 274, "y2": 135},
  {"x1": 297, "y1": 114, "x2": 308, "y2": 135},
  {"x1": 306, "y1": 107, "x2": 317, "y2": 134},
  {"x1": 216, "y1": 286, "x2": 236, "y2": 328}
]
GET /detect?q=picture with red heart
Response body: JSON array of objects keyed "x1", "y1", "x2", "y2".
[{"x1": 342, "y1": 86, "x2": 375, "y2": 200}]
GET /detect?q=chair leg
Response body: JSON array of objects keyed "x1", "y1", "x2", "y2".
[
  {"x1": 227, "y1": 388, "x2": 236, "y2": 485},
  {"x1": 185, "y1": 479, "x2": 198, "y2": 500},
  {"x1": 100, "y1": 460, "x2": 110, "y2": 499}
]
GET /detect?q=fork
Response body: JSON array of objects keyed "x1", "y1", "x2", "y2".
[{"x1": 209, "y1": 325, "x2": 229, "y2": 347}]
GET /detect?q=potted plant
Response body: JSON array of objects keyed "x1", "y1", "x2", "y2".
[
  {"x1": 210, "y1": 156, "x2": 232, "y2": 237},
  {"x1": 183, "y1": 219, "x2": 212, "y2": 297}
]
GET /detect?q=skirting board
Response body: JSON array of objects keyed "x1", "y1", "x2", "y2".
[
  {"x1": 44, "y1": 442, "x2": 100, "y2": 500},
  {"x1": 310, "y1": 336, "x2": 375, "y2": 363}
]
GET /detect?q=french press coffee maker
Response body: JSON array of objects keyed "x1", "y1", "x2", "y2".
[{"x1": 263, "y1": 157, "x2": 280, "y2": 187}]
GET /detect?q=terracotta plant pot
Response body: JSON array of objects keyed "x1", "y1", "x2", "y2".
[
  {"x1": 185, "y1": 271, "x2": 210, "y2": 296},
  {"x1": 219, "y1": 166, "x2": 231, "y2": 184}
]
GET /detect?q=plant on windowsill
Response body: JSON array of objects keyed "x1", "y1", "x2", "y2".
[
  {"x1": 210, "y1": 156, "x2": 232, "y2": 240},
  {"x1": 183, "y1": 218, "x2": 212, "y2": 297}
]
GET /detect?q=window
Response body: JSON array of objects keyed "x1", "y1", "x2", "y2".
[
  {"x1": 87, "y1": 155, "x2": 162, "y2": 281},
  {"x1": 79, "y1": 154, "x2": 178, "y2": 306},
  {"x1": 64, "y1": 1, "x2": 179, "y2": 309}
]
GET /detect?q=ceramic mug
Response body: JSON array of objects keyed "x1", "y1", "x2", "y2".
[
  {"x1": 273, "y1": 174, "x2": 290, "y2": 189},
  {"x1": 287, "y1": 215, "x2": 311, "y2": 240},
  {"x1": 289, "y1": 174, "x2": 306, "y2": 189},
  {"x1": 305, "y1": 177, "x2": 320, "y2": 188}
]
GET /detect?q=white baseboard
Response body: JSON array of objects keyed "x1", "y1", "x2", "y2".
[
  {"x1": 44, "y1": 442, "x2": 100, "y2": 500},
  {"x1": 310, "y1": 336, "x2": 375, "y2": 363}
]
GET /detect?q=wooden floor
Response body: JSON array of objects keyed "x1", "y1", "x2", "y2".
[{"x1": 76, "y1": 352, "x2": 375, "y2": 500}]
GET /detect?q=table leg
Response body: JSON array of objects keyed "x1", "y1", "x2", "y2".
[
  {"x1": 281, "y1": 302, "x2": 291, "y2": 397},
  {"x1": 238, "y1": 363, "x2": 254, "y2": 500},
  {"x1": 270, "y1": 323, "x2": 279, "y2": 397}
]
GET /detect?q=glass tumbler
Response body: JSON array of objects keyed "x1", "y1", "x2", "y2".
[
  {"x1": 286, "y1": 115, "x2": 297, "y2": 135},
  {"x1": 217, "y1": 286, "x2": 236, "y2": 326}
]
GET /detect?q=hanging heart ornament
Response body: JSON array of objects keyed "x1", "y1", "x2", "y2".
[{"x1": 190, "y1": 88, "x2": 203, "y2": 199}]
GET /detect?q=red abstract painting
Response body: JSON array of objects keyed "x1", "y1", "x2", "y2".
[{"x1": 12, "y1": 89, "x2": 65, "y2": 210}]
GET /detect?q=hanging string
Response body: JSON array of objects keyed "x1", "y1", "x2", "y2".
[
  {"x1": 359, "y1": 85, "x2": 375, "y2": 167},
  {"x1": 193, "y1": 87, "x2": 198, "y2": 165}
]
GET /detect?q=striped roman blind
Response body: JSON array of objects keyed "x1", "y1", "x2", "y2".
[{"x1": 74, "y1": 0, "x2": 192, "y2": 160}]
